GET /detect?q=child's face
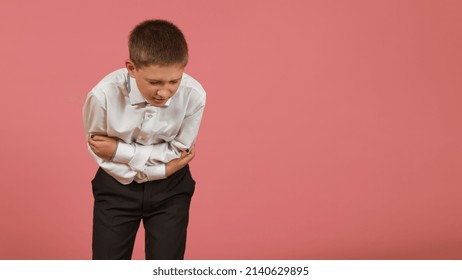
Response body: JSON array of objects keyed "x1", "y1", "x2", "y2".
[{"x1": 127, "y1": 62, "x2": 185, "y2": 107}]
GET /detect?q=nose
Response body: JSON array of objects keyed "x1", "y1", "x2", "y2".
[{"x1": 156, "y1": 89, "x2": 169, "y2": 98}]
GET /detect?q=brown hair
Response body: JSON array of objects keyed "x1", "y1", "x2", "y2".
[{"x1": 128, "y1": 19, "x2": 188, "y2": 68}]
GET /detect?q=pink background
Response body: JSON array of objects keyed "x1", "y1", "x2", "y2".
[{"x1": 1, "y1": 0, "x2": 461, "y2": 259}]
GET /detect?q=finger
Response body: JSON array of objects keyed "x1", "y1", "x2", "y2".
[
  {"x1": 89, "y1": 144, "x2": 97, "y2": 152},
  {"x1": 89, "y1": 135, "x2": 103, "y2": 143},
  {"x1": 92, "y1": 135, "x2": 107, "y2": 141},
  {"x1": 89, "y1": 139, "x2": 103, "y2": 149},
  {"x1": 88, "y1": 140, "x2": 102, "y2": 152},
  {"x1": 184, "y1": 145, "x2": 194, "y2": 155},
  {"x1": 88, "y1": 140, "x2": 99, "y2": 148},
  {"x1": 183, "y1": 145, "x2": 195, "y2": 160},
  {"x1": 88, "y1": 138, "x2": 95, "y2": 147},
  {"x1": 181, "y1": 151, "x2": 195, "y2": 164},
  {"x1": 182, "y1": 156, "x2": 194, "y2": 165},
  {"x1": 188, "y1": 145, "x2": 196, "y2": 156}
]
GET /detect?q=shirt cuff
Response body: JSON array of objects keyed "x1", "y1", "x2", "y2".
[
  {"x1": 145, "y1": 164, "x2": 167, "y2": 181},
  {"x1": 129, "y1": 144, "x2": 153, "y2": 172},
  {"x1": 112, "y1": 141, "x2": 135, "y2": 164}
]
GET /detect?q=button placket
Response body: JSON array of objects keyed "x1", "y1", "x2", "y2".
[{"x1": 138, "y1": 108, "x2": 157, "y2": 143}]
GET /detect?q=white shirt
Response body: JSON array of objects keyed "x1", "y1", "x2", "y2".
[{"x1": 83, "y1": 68, "x2": 206, "y2": 185}]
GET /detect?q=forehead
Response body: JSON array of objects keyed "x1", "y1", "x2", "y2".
[{"x1": 138, "y1": 63, "x2": 184, "y2": 80}]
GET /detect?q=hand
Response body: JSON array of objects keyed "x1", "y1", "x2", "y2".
[
  {"x1": 166, "y1": 145, "x2": 196, "y2": 177},
  {"x1": 88, "y1": 134, "x2": 118, "y2": 161}
]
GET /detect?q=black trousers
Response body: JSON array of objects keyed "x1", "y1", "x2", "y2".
[{"x1": 91, "y1": 165, "x2": 195, "y2": 260}]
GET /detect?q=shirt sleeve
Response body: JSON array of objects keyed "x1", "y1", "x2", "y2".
[
  {"x1": 82, "y1": 92, "x2": 139, "y2": 185},
  {"x1": 145, "y1": 101, "x2": 205, "y2": 180}
]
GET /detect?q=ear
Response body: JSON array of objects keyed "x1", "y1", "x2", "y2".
[{"x1": 125, "y1": 59, "x2": 137, "y2": 78}]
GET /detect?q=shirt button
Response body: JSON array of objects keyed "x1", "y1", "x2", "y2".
[{"x1": 147, "y1": 114, "x2": 152, "y2": 118}]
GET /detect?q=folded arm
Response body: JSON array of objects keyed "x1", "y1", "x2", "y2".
[
  {"x1": 83, "y1": 91, "x2": 203, "y2": 184},
  {"x1": 88, "y1": 134, "x2": 195, "y2": 180}
]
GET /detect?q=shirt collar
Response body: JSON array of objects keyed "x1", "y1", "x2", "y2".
[{"x1": 128, "y1": 73, "x2": 172, "y2": 107}]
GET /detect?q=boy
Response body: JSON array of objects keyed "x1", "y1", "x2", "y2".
[{"x1": 82, "y1": 19, "x2": 206, "y2": 260}]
